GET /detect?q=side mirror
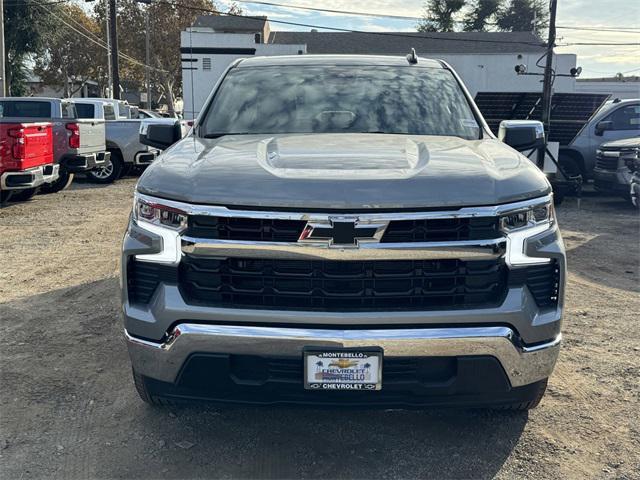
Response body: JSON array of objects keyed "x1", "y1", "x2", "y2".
[
  {"x1": 595, "y1": 120, "x2": 613, "y2": 136},
  {"x1": 140, "y1": 121, "x2": 182, "y2": 150},
  {"x1": 498, "y1": 120, "x2": 545, "y2": 152}
]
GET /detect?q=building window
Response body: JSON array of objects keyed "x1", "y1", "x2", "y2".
[{"x1": 203, "y1": 58, "x2": 211, "y2": 70}]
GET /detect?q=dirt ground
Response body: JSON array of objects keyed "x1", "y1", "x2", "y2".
[{"x1": 1, "y1": 178, "x2": 638, "y2": 480}]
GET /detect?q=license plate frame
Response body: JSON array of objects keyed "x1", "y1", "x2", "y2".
[{"x1": 303, "y1": 347, "x2": 383, "y2": 391}]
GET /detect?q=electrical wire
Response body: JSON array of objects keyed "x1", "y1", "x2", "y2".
[
  {"x1": 222, "y1": 0, "x2": 640, "y2": 34},
  {"x1": 35, "y1": 3, "x2": 167, "y2": 73},
  {"x1": 155, "y1": 0, "x2": 548, "y2": 47}
]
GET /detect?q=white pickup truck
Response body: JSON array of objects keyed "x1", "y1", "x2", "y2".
[
  {"x1": 0, "y1": 97, "x2": 110, "y2": 192},
  {"x1": 70, "y1": 98, "x2": 183, "y2": 183}
]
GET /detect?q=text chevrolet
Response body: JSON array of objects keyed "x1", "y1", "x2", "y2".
[{"x1": 123, "y1": 55, "x2": 565, "y2": 409}]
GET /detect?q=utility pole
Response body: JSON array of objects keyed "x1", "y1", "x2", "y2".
[
  {"x1": 537, "y1": 0, "x2": 557, "y2": 168},
  {"x1": 108, "y1": 0, "x2": 120, "y2": 99},
  {"x1": 144, "y1": 2, "x2": 151, "y2": 109},
  {"x1": 105, "y1": 0, "x2": 112, "y2": 98},
  {"x1": 0, "y1": 0, "x2": 6, "y2": 96}
]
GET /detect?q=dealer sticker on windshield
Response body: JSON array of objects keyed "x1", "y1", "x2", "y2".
[{"x1": 304, "y1": 349, "x2": 382, "y2": 391}]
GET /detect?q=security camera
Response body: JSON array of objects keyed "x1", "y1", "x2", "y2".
[
  {"x1": 570, "y1": 66, "x2": 583, "y2": 77},
  {"x1": 514, "y1": 64, "x2": 528, "y2": 74}
]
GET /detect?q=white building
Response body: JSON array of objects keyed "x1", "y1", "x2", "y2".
[{"x1": 181, "y1": 16, "x2": 579, "y2": 119}]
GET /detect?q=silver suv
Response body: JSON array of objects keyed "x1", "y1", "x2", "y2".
[{"x1": 122, "y1": 55, "x2": 565, "y2": 410}]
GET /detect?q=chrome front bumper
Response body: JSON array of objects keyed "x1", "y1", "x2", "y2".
[
  {"x1": 0, "y1": 164, "x2": 60, "y2": 190},
  {"x1": 126, "y1": 324, "x2": 561, "y2": 388},
  {"x1": 134, "y1": 150, "x2": 159, "y2": 166}
]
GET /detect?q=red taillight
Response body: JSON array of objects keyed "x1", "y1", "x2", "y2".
[
  {"x1": 66, "y1": 123, "x2": 80, "y2": 149},
  {"x1": 8, "y1": 127, "x2": 26, "y2": 159}
]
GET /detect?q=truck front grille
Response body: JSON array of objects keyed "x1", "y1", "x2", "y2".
[
  {"x1": 178, "y1": 256, "x2": 508, "y2": 311},
  {"x1": 508, "y1": 261, "x2": 560, "y2": 308},
  {"x1": 187, "y1": 216, "x2": 501, "y2": 243},
  {"x1": 595, "y1": 155, "x2": 620, "y2": 171}
]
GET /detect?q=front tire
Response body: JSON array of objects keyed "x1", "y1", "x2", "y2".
[
  {"x1": 9, "y1": 187, "x2": 38, "y2": 202},
  {"x1": 86, "y1": 151, "x2": 123, "y2": 184},
  {"x1": 558, "y1": 154, "x2": 583, "y2": 180},
  {"x1": 132, "y1": 370, "x2": 173, "y2": 406},
  {"x1": 1, "y1": 190, "x2": 13, "y2": 204},
  {"x1": 40, "y1": 169, "x2": 74, "y2": 194}
]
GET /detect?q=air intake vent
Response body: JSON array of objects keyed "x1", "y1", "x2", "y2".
[
  {"x1": 179, "y1": 257, "x2": 508, "y2": 312},
  {"x1": 127, "y1": 260, "x2": 178, "y2": 305}
]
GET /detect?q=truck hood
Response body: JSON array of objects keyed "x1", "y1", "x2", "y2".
[{"x1": 137, "y1": 133, "x2": 551, "y2": 209}]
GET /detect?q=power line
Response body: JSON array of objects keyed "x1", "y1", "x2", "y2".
[
  {"x1": 36, "y1": 3, "x2": 166, "y2": 72},
  {"x1": 561, "y1": 42, "x2": 640, "y2": 46},
  {"x1": 226, "y1": 0, "x2": 422, "y2": 21},
  {"x1": 224, "y1": 0, "x2": 640, "y2": 34},
  {"x1": 157, "y1": 0, "x2": 547, "y2": 47},
  {"x1": 556, "y1": 25, "x2": 640, "y2": 33}
]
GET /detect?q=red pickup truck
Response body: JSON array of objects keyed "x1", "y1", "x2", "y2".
[{"x1": 0, "y1": 121, "x2": 59, "y2": 204}]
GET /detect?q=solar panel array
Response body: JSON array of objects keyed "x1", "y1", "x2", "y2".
[{"x1": 474, "y1": 92, "x2": 610, "y2": 145}]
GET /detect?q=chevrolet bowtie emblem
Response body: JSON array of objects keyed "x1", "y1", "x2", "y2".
[
  {"x1": 298, "y1": 217, "x2": 388, "y2": 248},
  {"x1": 329, "y1": 359, "x2": 360, "y2": 369}
]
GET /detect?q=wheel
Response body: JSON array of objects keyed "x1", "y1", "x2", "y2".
[
  {"x1": 86, "y1": 151, "x2": 123, "y2": 184},
  {"x1": 132, "y1": 369, "x2": 173, "y2": 406},
  {"x1": 39, "y1": 169, "x2": 74, "y2": 194},
  {"x1": 494, "y1": 378, "x2": 548, "y2": 411},
  {"x1": 1, "y1": 190, "x2": 13, "y2": 205},
  {"x1": 8, "y1": 187, "x2": 38, "y2": 202},
  {"x1": 558, "y1": 154, "x2": 582, "y2": 179}
]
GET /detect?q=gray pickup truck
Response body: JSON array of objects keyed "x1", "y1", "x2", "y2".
[
  {"x1": 71, "y1": 98, "x2": 180, "y2": 183},
  {"x1": 0, "y1": 97, "x2": 109, "y2": 192},
  {"x1": 559, "y1": 98, "x2": 640, "y2": 178},
  {"x1": 123, "y1": 55, "x2": 565, "y2": 410}
]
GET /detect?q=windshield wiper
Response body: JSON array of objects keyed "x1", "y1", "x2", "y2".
[{"x1": 202, "y1": 132, "x2": 252, "y2": 139}]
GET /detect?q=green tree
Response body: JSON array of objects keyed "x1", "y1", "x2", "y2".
[
  {"x1": 496, "y1": 0, "x2": 548, "y2": 35},
  {"x1": 418, "y1": 0, "x2": 466, "y2": 32},
  {"x1": 34, "y1": 4, "x2": 104, "y2": 97},
  {"x1": 463, "y1": 0, "x2": 500, "y2": 31},
  {"x1": 2, "y1": 2, "x2": 55, "y2": 95},
  {"x1": 94, "y1": 0, "x2": 224, "y2": 113}
]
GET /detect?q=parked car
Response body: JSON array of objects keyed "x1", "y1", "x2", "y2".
[
  {"x1": 593, "y1": 137, "x2": 640, "y2": 199},
  {"x1": 626, "y1": 147, "x2": 640, "y2": 209},
  {"x1": 70, "y1": 98, "x2": 168, "y2": 183},
  {"x1": 0, "y1": 120, "x2": 59, "y2": 203},
  {"x1": 138, "y1": 109, "x2": 162, "y2": 119},
  {"x1": 123, "y1": 55, "x2": 565, "y2": 410},
  {"x1": 559, "y1": 98, "x2": 640, "y2": 178},
  {"x1": 0, "y1": 97, "x2": 110, "y2": 192}
]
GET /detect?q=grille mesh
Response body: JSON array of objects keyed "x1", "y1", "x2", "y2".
[
  {"x1": 178, "y1": 256, "x2": 508, "y2": 312},
  {"x1": 187, "y1": 215, "x2": 502, "y2": 243},
  {"x1": 595, "y1": 155, "x2": 619, "y2": 171}
]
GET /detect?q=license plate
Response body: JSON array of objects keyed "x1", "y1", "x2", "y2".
[{"x1": 304, "y1": 348, "x2": 382, "y2": 391}]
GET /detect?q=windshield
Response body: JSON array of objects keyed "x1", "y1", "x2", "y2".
[
  {"x1": 201, "y1": 65, "x2": 481, "y2": 139},
  {"x1": 0, "y1": 101, "x2": 51, "y2": 118},
  {"x1": 74, "y1": 103, "x2": 95, "y2": 119}
]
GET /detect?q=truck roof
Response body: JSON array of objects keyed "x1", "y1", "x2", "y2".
[
  {"x1": 235, "y1": 54, "x2": 445, "y2": 69},
  {"x1": 0, "y1": 97, "x2": 65, "y2": 103}
]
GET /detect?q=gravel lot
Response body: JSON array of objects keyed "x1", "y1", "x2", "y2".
[{"x1": 1, "y1": 178, "x2": 639, "y2": 479}]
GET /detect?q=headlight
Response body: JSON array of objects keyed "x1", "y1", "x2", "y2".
[
  {"x1": 500, "y1": 200, "x2": 554, "y2": 233},
  {"x1": 131, "y1": 194, "x2": 187, "y2": 264},
  {"x1": 133, "y1": 195, "x2": 188, "y2": 231},
  {"x1": 501, "y1": 199, "x2": 555, "y2": 266}
]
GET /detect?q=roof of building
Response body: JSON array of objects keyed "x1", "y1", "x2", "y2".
[
  {"x1": 236, "y1": 54, "x2": 444, "y2": 68},
  {"x1": 193, "y1": 15, "x2": 267, "y2": 32},
  {"x1": 268, "y1": 31, "x2": 546, "y2": 54},
  {"x1": 577, "y1": 76, "x2": 640, "y2": 83}
]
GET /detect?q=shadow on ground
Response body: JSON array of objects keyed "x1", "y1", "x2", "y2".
[{"x1": 1, "y1": 278, "x2": 528, "y2": 480}]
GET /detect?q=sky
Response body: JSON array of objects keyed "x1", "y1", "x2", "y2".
[{"x1": 216, "y1": 0, "x2": 640, "y2": 78}]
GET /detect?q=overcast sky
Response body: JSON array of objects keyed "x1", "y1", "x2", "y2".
[{"x1": 217, "y1": 0, "x2": 640, "y2": 78}]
